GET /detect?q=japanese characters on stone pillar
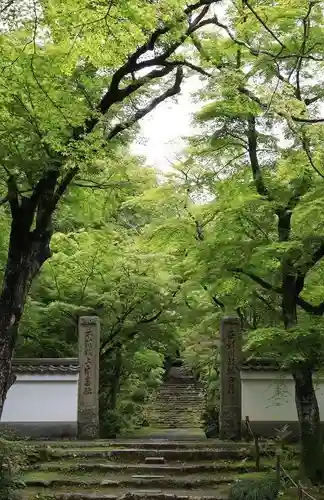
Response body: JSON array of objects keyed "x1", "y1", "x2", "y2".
[
  {"x1": 219, "y1": 316, "x2": 242, "y2": 440},
  {"x1": 78, "y1": 316, "x2": 100, "y2": 439}
]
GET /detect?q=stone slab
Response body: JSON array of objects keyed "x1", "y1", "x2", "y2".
[
  {"x1": 219, "y1": 317, "x2": 242, "y2": 440},
  {"x1": 78, "y1": 316, "x2": 100, "y2": 440}
]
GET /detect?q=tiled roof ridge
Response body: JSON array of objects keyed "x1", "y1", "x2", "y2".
[
  {"x1": 241, "y1": 357, "x2": 282, "y2": 370},
  {"x1": 12, "y1": 358, "x2": 79, "y2": 374},
  {"x1": 11, "y1": 356, "x2": 283, "y2": 375}
]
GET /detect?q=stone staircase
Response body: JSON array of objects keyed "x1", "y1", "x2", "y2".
[
  {"x1": 145, "y1": 365, "x2": 205, "y2": 430},
  {"x1": 19, "y1": 439, "x2": 284, "y2": 499}
]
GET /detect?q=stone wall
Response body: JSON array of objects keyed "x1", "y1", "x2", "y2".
[
  {"x1": 0, "y1": 358, "x2": 79, "y2": 438},
  {"x1": 241, "y1": 362, "x2": 324, "y2": 438}
]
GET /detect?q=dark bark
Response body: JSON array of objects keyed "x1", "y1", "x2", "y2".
[
  {"x1": 0, "y1": 211, "x2": 52, "y2": 417},
  {"x1": 277, "y1": 209, "x2": 324, "y2": 484},
  {"x1": 281, "y1": 269, "x2": 297, "y2": 328},
  {"x1": 109, "y1": 347, "x2": 122, "y2": 411},
  {"x1": 293, "y1": 366, "x2": 324, "y2": 484},
  {"x1": 0, "y1": 0, "x2": 212, "y2": 415},
  {"x1": 245, "y1": 117, "x2": 324, "y2": 484}
]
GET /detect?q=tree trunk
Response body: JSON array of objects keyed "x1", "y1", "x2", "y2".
[
  {"x1": 0, "y1": 217, "x2": 51, "y2": 418},
  {"x1": 110, "y1": 347, "x2": 122, "y2": 411},
  {"x1": 282, "y1": 272, "x2": 297, "y2": 328},
  {"x1": 279, "y1": 218, "x2": 324, "y2": 483},
  {"x1": 293, "y1": 366, "x2": 324, "y2": 484},
  {"x1": 282, "y1": 277, "x2": 324, "y2": 484}
]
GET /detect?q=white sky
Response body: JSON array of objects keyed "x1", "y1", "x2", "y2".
[
  {"x1": 132, "y1": 75, "x2": 202, "y2": 172},
  {"x1": 131, "y1": 2, "x2": 227, "y2": 172}
]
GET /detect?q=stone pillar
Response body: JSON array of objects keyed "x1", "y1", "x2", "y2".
[
  {"x1": 219, "y1": 316, "x2": 242, "y2": 440},
  {"x1": 78, "y1": 316, "x2": 100, "y2": 439}
]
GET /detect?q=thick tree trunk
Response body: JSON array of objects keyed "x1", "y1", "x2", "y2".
[
  {"x1": 293, "y1": 367, "x2": 324, "y2": 484},
  {"x1": 0, "y1": 217, "x2": 51, "y2": 418},
  {"x1": 281, "y1": 267, "x2": 324, "y2": 483}
]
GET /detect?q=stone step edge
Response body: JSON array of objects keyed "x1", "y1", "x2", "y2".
[
  {"x1": 24, "y1": 492, "x2": 228, "y2": 500},
  {"x1": 49, "y1": 449, "x2": 254, "y2": 456},
  {"x1": 22, "y1": 476, "x2": 238, "y2": 488},
  {"x1": 33, "y1": 463, "x2": 268, "y2": 473},
  {"x1": 29, "y1": 442, "x2": 257, "y2": 452}
]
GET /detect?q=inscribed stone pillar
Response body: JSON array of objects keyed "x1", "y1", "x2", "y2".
[
  {"x1": 219, "y1": 316, "x2": 242, "y2": 440},
  {"x1": 78, "y1": 316, "x2": 100, "y2": 439}
]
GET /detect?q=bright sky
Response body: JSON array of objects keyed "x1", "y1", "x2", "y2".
[
  {"x1": 131, "y1": 1, "x2": 227, "y2": 172},
  {"x1": 132, "y1": 75, "x2": 202, "y2": 172}
]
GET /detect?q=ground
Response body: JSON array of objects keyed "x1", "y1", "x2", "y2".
[{"x1": 5, "y1": 436, "x2": 319, "y2": 500}]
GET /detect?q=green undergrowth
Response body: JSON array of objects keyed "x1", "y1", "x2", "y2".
[
  {"x1": 229, "y1": 476, "x2": 279, "y2": 500},
  {"x1": 282, "y1": 488, "x2": 324, "y2": 500}
]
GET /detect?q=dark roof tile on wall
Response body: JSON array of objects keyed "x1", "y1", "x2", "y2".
[
  {"x1": 11, "y1": 357, "x2": 283, "y2": 375},
  {"x1": 242, "y1": 357, "x2": 282, "y2": 371},
  {"x1": 12, "y1": 358, "x2": 79, "y2": 375}
]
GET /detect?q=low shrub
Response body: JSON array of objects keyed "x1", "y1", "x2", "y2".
[
  {"x1": 229, "y1": 477, "x2": 279, "y2": 500},
  {"x1": 0, "y1": 438, "x2": 24, "y2": 500}
]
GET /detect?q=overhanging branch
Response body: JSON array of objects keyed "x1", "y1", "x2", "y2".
[
  {"x1": 243, "y1": 0, "x2": 285, "y2": 49},
  {"x1": 202, "y1": 284, "x2": 225, "y2": 309},
  {"x1": 100, "y1": 286, "x2": 181, "y2": 358},
  {"x1": 296, "y1": 296, "x2": 324, "y2": 316},
  {"x1": 108, "y1": 67, "x2": 184, "y2": 140},
  {"x1": 15, "y1": 0, "x2": 218, "y2": 228},
  {"x1": 230, "y1": 267, "x2": 282, "y2": 293}
]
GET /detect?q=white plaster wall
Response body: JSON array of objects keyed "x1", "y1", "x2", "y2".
[
  {"x1": 1, "y1": 374, "x2": 79, "y2": 422},
  {"x1": 241, "y1": 371, "x2": 324, "y2": 422}
]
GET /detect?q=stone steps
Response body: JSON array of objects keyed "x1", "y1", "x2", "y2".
[
  {"x1": 145, "y1": 365, "x2": 205, "y2": 430},
  {"x1": 147, "y1": 423, "x2": 201, "y2": 426},
  {"x1": 24, "y1": 487, "x2": 229, "y2": 500},
  {"x1": 34, "y1": 460, "x2": 264, "y2": 474},
  {"x1": 149, "y1": 414, "x2": 203, "y2": 418},
  {"x1": 149, "y1": 410, "x2": 203, "y2": 415},
  {"x1": 29, "y1": 440, "x2": 223, "y2": 450},
  {"x1": 46, "y1": 447, "x2": 258, "y2": 462},
  {"x1": 154, "y1": 388, "x2": 204, "y2": 391},
  {"x1": 147, "y1": 422, "x2": 203, "y2": 429},
  {"x1": 20, "y1": 440, "x2": 294, "y2": 500},
  {"x1": 23, "y1": 471, "x2": 243, "y2": 489}
]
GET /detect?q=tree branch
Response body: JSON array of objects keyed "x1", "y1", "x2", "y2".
[
  {"x1": 301, "y1": 133, "x2": 324, "y2": 179},
  {"x1": 247, "y1": 116, "x2": 271, "y2": 198},
  {"x1": 202, "y1": 284, "x2": 225, "y2": 309},
  {"x1": 81, "y1": 0, "x2": 218, "y2": 136},
  {"x1": 0, "y1": 0, "x2": 16, "y2": 14},
  {"x1": 100, "y1": 301, "x2": 141, "y2": 355},
  {"x1": 7, "y1": 0, "x2": 216, "y2": 238},
  {"x1": 108, "y1": 67, "x2": 184, "y2": 139},
  {"x1": 230, "y1": 267, "x2": 282, "y2": 293},
  {"x1": 296, "y1": 295, "x2": 324, "y2": 316},
  {"x1": 100, "y1": 286, "x2": 181, "y2": 357},
  {"x1": 243, "y1": 0, "x2": 285, "y2": 49},
  {"x1": 165, "y1": 59, "x2": 212, "y2": 77},
  {"x1": 7, "y1": 175, "x2": 20, "y2": 219},
  {"x1": 240, "y1": 86, "x2": 324, "y2": 124},
  {"x1": 255, "y1": 291, "x2": 280, "y2": 313}
]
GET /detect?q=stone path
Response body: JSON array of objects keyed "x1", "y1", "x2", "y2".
[
  {"x1": 20, "y1": 439, "x2": 283, "y2": 499},
  {"x1": 144, "y1": 365, "x2": 205, "y2": 431}
]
